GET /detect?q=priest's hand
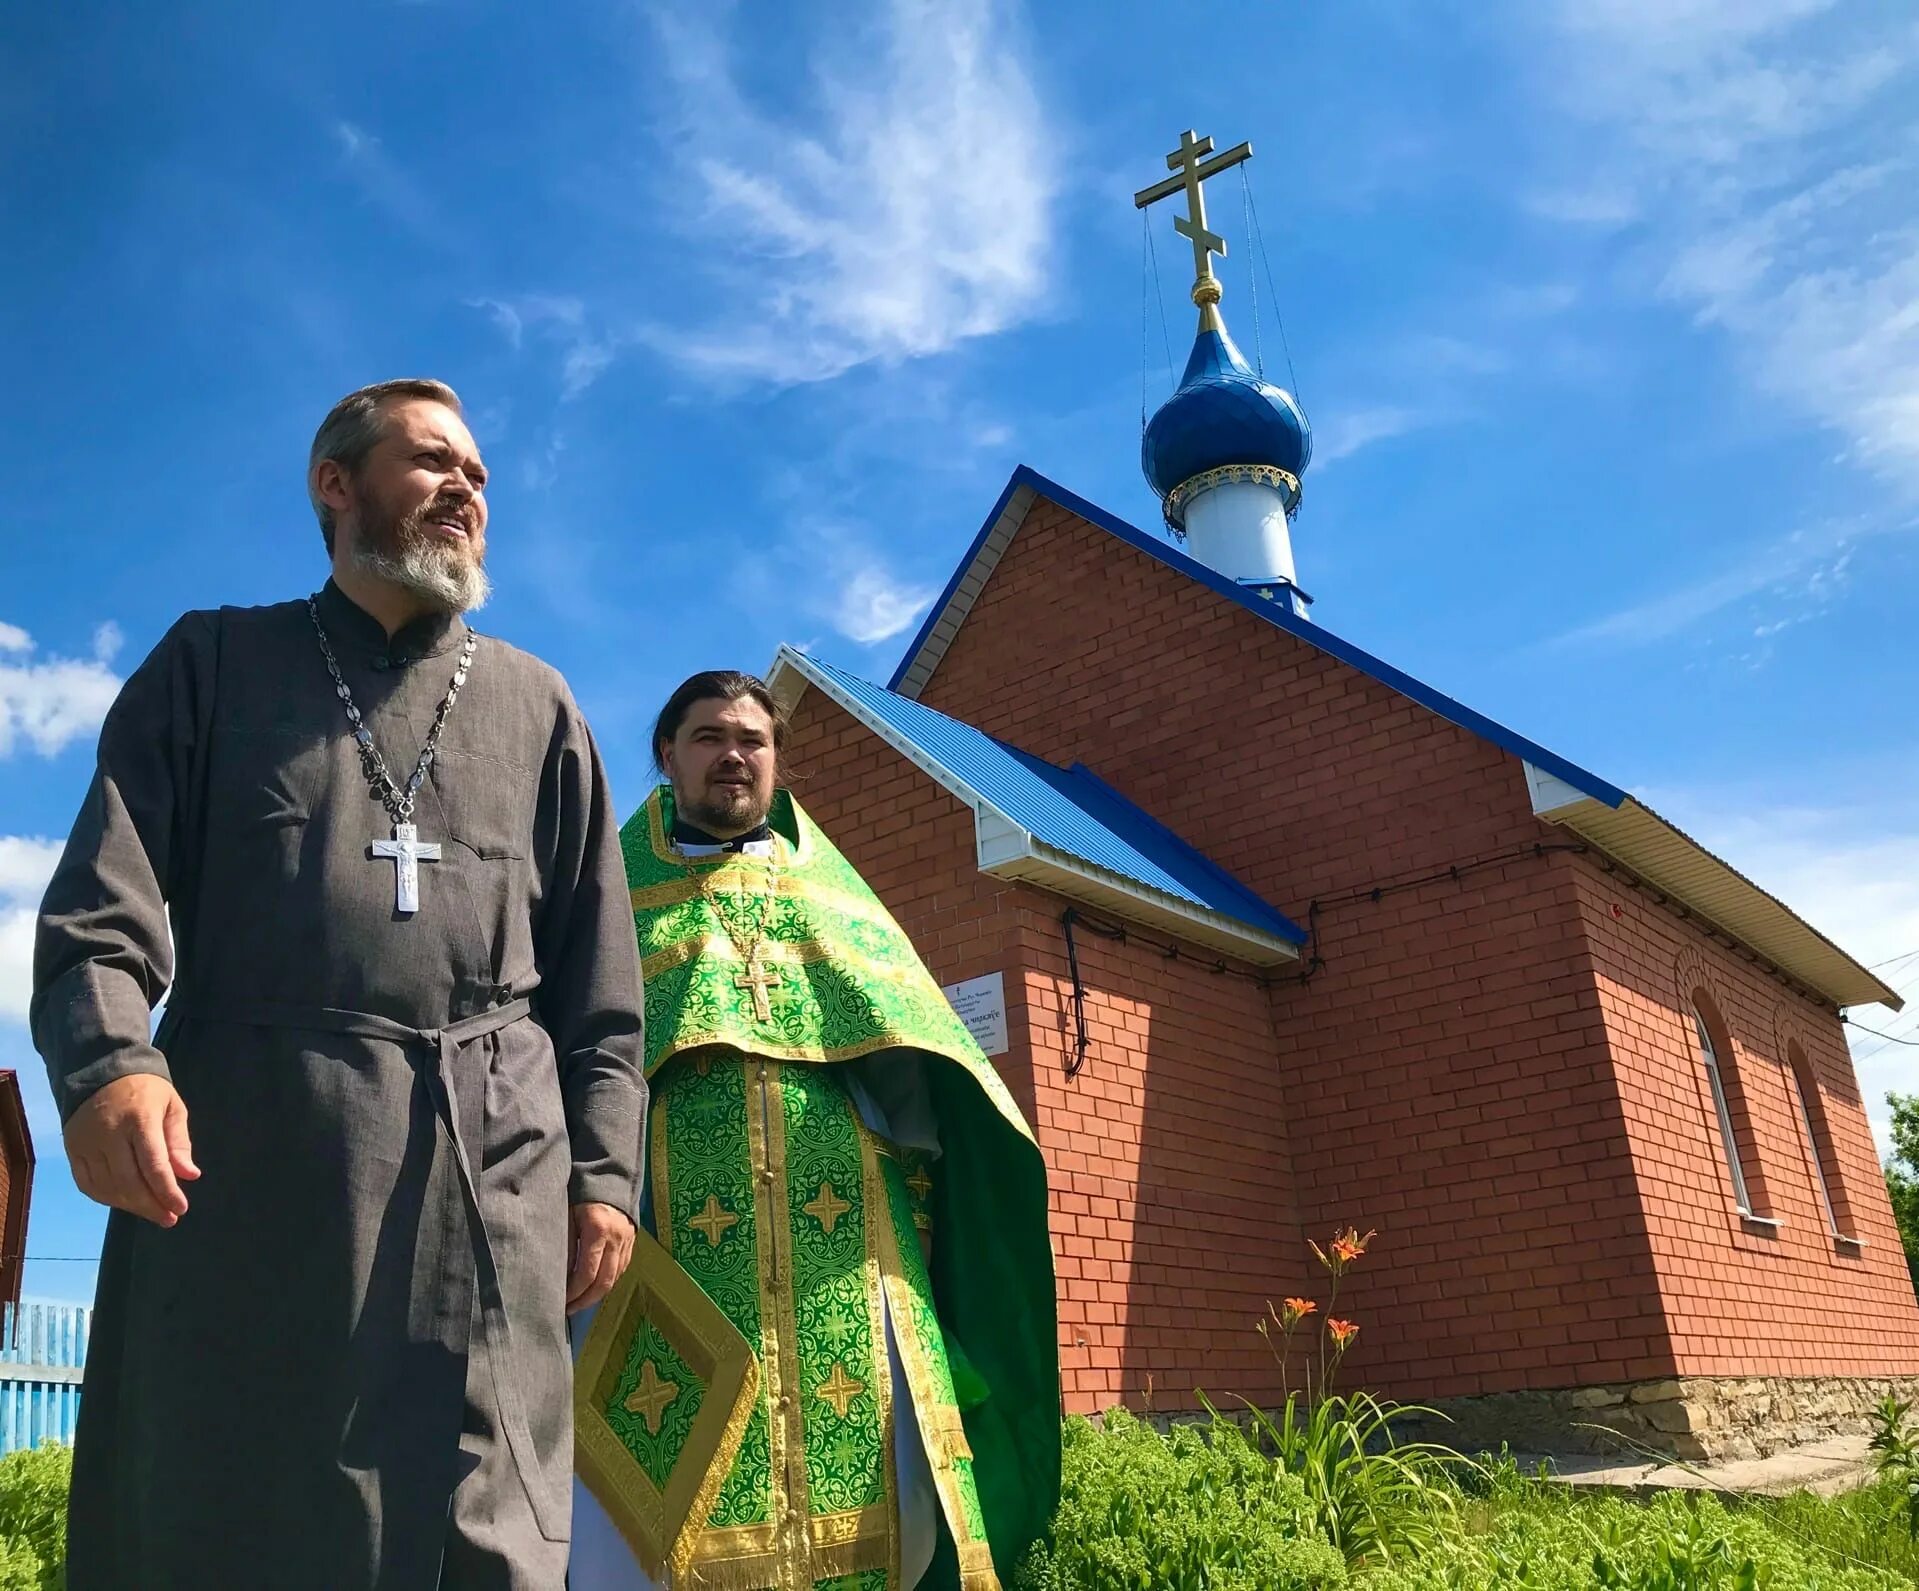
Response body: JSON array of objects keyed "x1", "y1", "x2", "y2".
[
  {"x1": 566, "y1": 1202, "x2": 635, "y2": 1314},
  {"x1": 64, "y1": 1074, "x2": 200, "y2": 1228}
]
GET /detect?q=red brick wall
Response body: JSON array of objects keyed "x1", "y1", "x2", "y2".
[
  {"x1": 904, "y1": 497, "x2": 1674, "y2": 1400},
  {"x1": 1570, "y1": 856, "x2": 1919, "y2": 1376},
  {"x1": 784, "y1": 489, "x2": 1919, "y2": 1412},
  {"x1": 785, "y1": 688, "x2": 1305, "y2": 1414}
]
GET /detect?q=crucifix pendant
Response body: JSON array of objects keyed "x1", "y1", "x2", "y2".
[
  {"x1": 369, "y1": 821, "x2": 441, "y2": 915},
  {"x1": 734, "y1": 954, "x2": 777, "y2": 1023}
]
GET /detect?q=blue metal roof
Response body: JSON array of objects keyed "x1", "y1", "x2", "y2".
[
  {"x1": 797, "y1": 653, "x2": 1306, "y2": 945},
  {"x1": 888, "y1": 465, "x2": 1628, "y2": 809}
]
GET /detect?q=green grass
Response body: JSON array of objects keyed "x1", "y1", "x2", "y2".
[
  {"x1": 1021, "y1": 1410, "x2": 1919, "y2": 1591},
  {"x1": 0, "y1": 1444, "x2": 69, "y2": 1591}
]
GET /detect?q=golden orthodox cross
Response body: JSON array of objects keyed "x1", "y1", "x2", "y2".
[
  {"x1": 734, "y1": 954, "x2": 777, "y2": 1023},
  {"x1": 1133, "y1": 128, "x2": 1253, "y2": 323}
]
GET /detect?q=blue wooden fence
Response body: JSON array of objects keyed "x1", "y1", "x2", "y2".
[{"x1": 0, "y1": 1300, "x2": 88, "y2": 1452}]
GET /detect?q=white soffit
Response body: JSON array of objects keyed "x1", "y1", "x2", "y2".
[{"x1": 1525, "y1": 762, "x2": 1902, "y2": 1012}]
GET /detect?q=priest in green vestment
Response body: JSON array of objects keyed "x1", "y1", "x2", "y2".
[{"x1": 571, "y1": 671, "x2": 1058, "y2": 1591}]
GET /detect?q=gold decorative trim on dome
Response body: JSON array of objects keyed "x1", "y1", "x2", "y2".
[{"x1": 1164, "y1": 462, "x2": 1302, "y2": 528}]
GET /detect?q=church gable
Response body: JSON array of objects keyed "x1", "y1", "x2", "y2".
[
  {"x1": 902, "y1": 475, "x2": 1556, "y2": 915},
  {"x1": 893, "y1": 468, "x2": 1899, "y2": 1014}
]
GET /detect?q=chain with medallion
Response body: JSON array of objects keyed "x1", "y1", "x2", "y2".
[
  {"x1": 307, "y1": 595, "x2": 476, "y2": 915},
  {"x1": 681, "y1": 836, "x2": 785, "y2": 1025}
]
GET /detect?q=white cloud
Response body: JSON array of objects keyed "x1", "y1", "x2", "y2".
[
  {"x1": 521, "y1": 431, "x2": 566, "y2": 492},
  {"x1": 560, "y1": 341, "x2": 616, "y2": 401},
  {"x1": 642, "y1": 0, "x2": 1055, "y2": 386},
  {"x1": 0, "y1": 624, "x2": 123, "y2": 758},
  {"x1": 1313, "y1": 405, "x2": 1428, "y2": 467},
  {"x1": 468, "y1": 295, "x2": 616, "y2": 400},
  {"x1": 92, "y1": 621, "x2": 123, "y2": 664},
  {"x1": 331, "y1": 120, "x2": 438, "y2": 240},
  {"x1": 0, "y1": 837, "x2": 62, "y2": 1025},
  {"x1": 1529, "y1": 5, "x2": 1919, "y2": 486},
  {"x1": 832, "y1": 566, "x2": 938, "y2": 646},
  {"x1": 1552, "y1": 517, "x2": 1880, "y2": 647},
  {"x1": 470, "y1": 297, "x2": 525, "y2": 350},
  {"x1": 1523, "y1": 186, "x2": 1639, "y2": 227}
]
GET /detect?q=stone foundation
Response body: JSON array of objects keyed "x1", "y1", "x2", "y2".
[{"x1": 1389, "y1": 1374, "x2": 1919, "y2": 1463}]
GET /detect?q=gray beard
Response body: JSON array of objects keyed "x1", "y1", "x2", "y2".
[{"x1": 350, "y1": 536, "x2": 490, "y2": 615}]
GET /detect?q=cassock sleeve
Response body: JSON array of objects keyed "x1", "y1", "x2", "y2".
[
  {"x1": 535, "y1": 693, "x2": 648, "y2": 1211},
  {"x1": 33, "y1": 613, "x2": 210, "y2": 1123}
]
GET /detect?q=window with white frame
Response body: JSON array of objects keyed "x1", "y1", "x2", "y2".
[
  {"x1": 1787, "y1": 1044, "x2": 1857, "y2": 1242},
  {"x1": 1693, "y1": 1007, "x2": 1753, "y2": 1215}
]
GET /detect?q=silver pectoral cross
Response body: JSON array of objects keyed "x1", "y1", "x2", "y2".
[{"x1": 369, "y1": 822, "x2": 441, "y2": 915}]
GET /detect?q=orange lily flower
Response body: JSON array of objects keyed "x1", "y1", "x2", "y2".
[
  {"x1": 1327, "y1": 1318, "x2": 1360, "y2": 1349},
  {"x1": 1279, "y1": 1297, "x2": 1318, "y2": 1327}
]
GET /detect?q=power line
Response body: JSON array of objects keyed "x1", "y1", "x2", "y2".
[
  {"x1": 24, "y1": 1256, "x2": 99, "y2": 1263},
  {"x1": 1844, "y1": 1018, "x2": 1919, "y2": 1048}
]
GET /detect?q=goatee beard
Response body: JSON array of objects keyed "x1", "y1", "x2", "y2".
[
  {"x1": 350, "y1": 493, "x2": 490, "y2": 614},
  {"x1": 680, "y1": 784, "x2": 770, "y2": 837}
]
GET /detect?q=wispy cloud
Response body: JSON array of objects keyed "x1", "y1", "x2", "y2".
[
  {"x1": 1523, "y1": 186, "x2": 1639, "y2": 227},
  {"x1": 640, "y1": 0, "x2": 1055, "y2": 386},
  {"x1": 330, "y1": 120, "x2": 438, "y2": 239},
  {"x1": 1313, "y1": 406, "x2": 1428, "y2": 467},
  {"x1": 0, "y1": 622, "x2": 123, "y2": 758},
  {"x1": 764, "y1": 517, "x2": 938, "y2": 647},
  {"x1": 0, "y1": 836, "x2": 63, "y2": 1024},
  {"x1": 1528, "y1": 4, "x2": 1919, "y2": 486},
  {"x1": 831, "y1": 566, "x2": 938, "y2": 646},
  {"x1": 468, "y1": 295, "x2": 620, "y2": 401},
  {"x1": 1551, "y1": 517, "x2": 1880, "y2": 648}
]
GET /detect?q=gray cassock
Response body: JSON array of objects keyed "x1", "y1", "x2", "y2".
[{"x1": 32, "y1": 580, "x2": 648, "y2": 1590}]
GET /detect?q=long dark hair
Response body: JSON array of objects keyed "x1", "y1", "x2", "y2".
[{"x1": 651, "y1": 670, "x2": 787, "y2": 773}]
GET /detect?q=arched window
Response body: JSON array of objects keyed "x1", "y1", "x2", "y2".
[
  {"x1": 1787, "y1": 1042, "x2": 1857, "y2": 1242},
  {"x1": 1693, "y1": 1007, "x2": 1749, "y2": 1211},
  {"x1": 1690, "y1": 999, "x2": 1771, "y2": 1221}
]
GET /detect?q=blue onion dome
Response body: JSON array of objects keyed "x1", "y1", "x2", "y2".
[{"x1": 1142, "y1": 315, "x2": 1312, "y2": 530}]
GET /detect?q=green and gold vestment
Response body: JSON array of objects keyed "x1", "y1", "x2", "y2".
[{"x1": 577, "y1": 789, "x2": 1058, "y2": 1591}]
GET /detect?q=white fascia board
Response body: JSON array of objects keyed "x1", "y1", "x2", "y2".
[
  {"x1": 767, "y1": 646, "x2": 812, "y2": 712},
  {"x1": 986, "y1": 842, "x2": 1301, "y2": 967},
  {"x1": 895, "y1": 482, "x2": 1036, "y2": 700},
  {"x1": 1523, "y1": 760, "x2": 1901, "y2": 1012},
  {"x1": 1525, "y1": 760, "x2": 1598, "y2": 820},
  {"x1": 974, "y1": 807, "x2": 1034, "y2": 870}
]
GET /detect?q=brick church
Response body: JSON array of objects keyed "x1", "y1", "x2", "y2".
[{"x1": 763, "y1": 132, "x2": 1919, "y2": 1460}]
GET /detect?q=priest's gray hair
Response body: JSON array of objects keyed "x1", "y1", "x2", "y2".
[{"x1": 308, "y1": 378, "x2": 463, "y2": 554}]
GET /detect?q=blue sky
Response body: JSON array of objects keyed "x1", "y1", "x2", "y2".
[{"x1": 4, "y1": 0, "x2": 1917, "y2": 1303}]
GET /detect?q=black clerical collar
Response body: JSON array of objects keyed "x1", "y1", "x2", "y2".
[
  {"x1": 315, "y1": 577, "x2": 470, "y2": 664},
  {"x1": 672, "y1": 818, "x2": 774, "y2": 856}
]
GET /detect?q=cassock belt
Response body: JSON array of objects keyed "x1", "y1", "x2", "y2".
[{"x1": 164, "y1": 993, "x2": 564, "y2": 1539}]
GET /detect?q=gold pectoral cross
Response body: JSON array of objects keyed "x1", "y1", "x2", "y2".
[{"x1": 734, "y1": 953, "x2": 777, "y2": 1023}]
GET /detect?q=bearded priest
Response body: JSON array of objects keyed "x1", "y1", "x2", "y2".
[
  {"x1": 570, "y1": 670, "x2": 1058, "y2": 1591},
  {"x1": 35, "y1": 380, "x2": 647, "y2": 1589}
]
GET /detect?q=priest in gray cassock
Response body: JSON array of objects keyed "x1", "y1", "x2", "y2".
[{"x1": 32, "y1": 379, "x2": 649, "y2": 1590}]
